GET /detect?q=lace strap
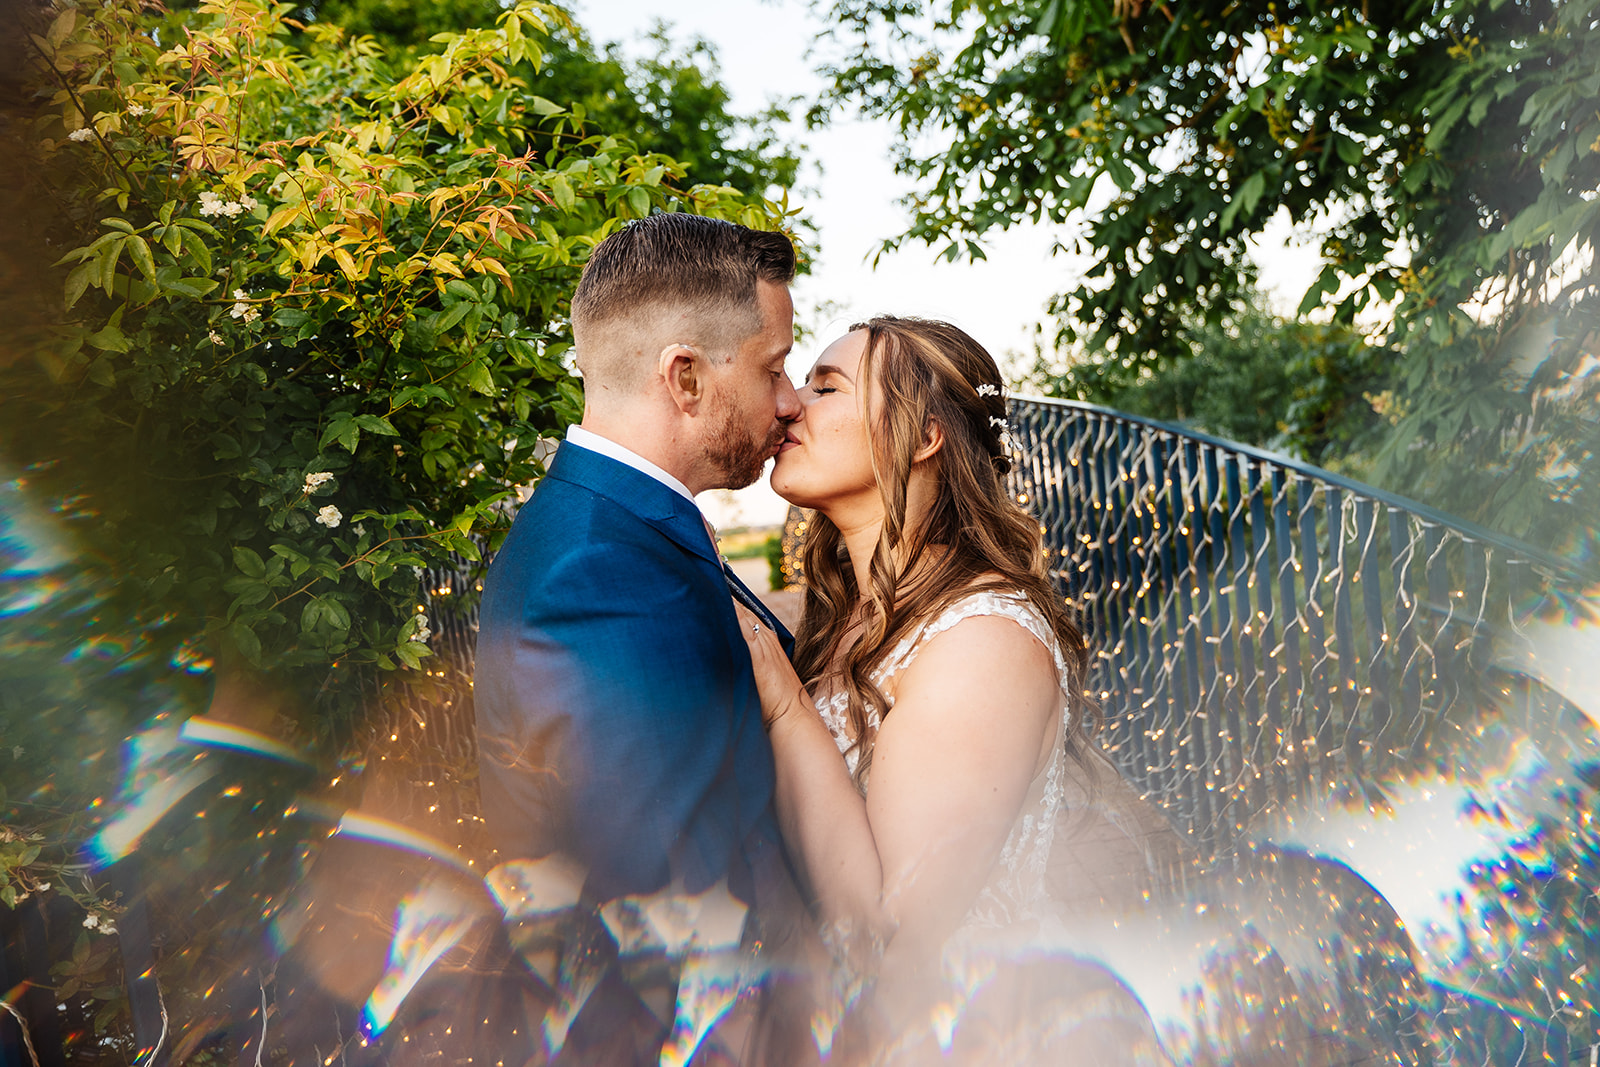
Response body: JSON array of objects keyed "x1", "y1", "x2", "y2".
[{"x1": 875, "y1": 591, "x2": 1068, "y2": 683}]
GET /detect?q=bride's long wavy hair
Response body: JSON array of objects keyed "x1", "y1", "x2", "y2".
[{"x1": 792, "y1": 316, "x2": 1095, "y2": 786}]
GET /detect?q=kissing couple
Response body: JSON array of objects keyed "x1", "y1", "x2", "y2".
[{"x1": 474, "y1": 213, "x2": 1176, "y2": 1065}]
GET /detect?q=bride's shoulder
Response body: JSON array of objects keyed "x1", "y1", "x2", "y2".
[{"x1": 921, "y1": 581, "x2": 1052, "y2": 644}]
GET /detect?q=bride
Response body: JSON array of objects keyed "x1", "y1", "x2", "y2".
[{"x1": 734, "y1": 316, "x2": 1175, "y2": 1063}]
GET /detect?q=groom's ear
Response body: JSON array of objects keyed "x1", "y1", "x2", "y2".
[
  {"x1": 912, "y1": 419, "x2": 945, "y2": 464},
  {"x1": 659, "y1": 344, "x2": 704, "y2": 413}
]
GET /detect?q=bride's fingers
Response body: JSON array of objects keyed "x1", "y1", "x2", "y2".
[{"x1": 732, "y1": 602, "x2": 770, "y2": 650}]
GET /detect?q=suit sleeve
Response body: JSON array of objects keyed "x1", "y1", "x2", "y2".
[{"x1": 487, "y1": 536, "x2": 771, "y2": 901}]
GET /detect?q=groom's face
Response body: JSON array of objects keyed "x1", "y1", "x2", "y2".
[{"x1": 700, "y1": 281, "x2": 800, "y2": 490}]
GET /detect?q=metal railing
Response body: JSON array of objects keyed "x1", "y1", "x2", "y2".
[
  {"x1": 1004, "y1": 395, "x2": 1598, "y2": 1064},
  {"x1": 1006, "y1": 396, "x2": 1589, "y2": 861}
]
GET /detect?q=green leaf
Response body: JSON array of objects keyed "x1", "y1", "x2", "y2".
[
  {"x1": 627, "y1": 187, "x2": 651, "y2": 217},
  {"x1": 85, "y1": 324, "x2": 130, "y2": 353},
  {"x1": 229, "y1": 620, "x2": 262, "y2": 666},
  {"x1": 436, "y1": 300, "x2": 471, "y2": 334},
  {"x1": 354, "y1": 414, "x2": 399, "y2": 436},
  {"x1": 65, "y1": 261, "x2": 95, "y2": 309},
  {"x1": 164, "y1": 277, "x2": 218, "y2": 299},
  {"x1": 232, "y1": 546, "x2": 267, "y2": 578},
  {"x1": 126, "y1": 235, "x2": 156, "y2": 281},
  {"x1": 550, "y1": 175, "x2": 575, "y2": 212},
  {"x1": 462, "y1": 359, "x2": 496, "y2": 395}
]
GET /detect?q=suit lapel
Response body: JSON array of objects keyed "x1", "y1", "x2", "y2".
[
  {"x1": 545, "y1": 440, "x2": 797, "y2": 654},
  {"x1": 544, "y1": 442, "x2": 719, "y2": 566}
]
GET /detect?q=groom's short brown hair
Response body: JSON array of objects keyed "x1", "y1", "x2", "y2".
[{"x1": 571, "y1": 214, "x2": 796, "y2": 382}]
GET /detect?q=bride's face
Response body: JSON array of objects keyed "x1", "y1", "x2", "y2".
[{"x1": 770, "y1": 330, "x2": 879, "y2": 514}]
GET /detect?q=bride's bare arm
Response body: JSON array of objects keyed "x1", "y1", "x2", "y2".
[
  {"x1": 865, "y1": 615, "x2": 1060, "y2": 999},
  {"x1": 733, "y1": 603, "x2": 884, "y2": 930},
  {"x1": 735, "y1": 605, "x2": 1060, "y2": 967}
]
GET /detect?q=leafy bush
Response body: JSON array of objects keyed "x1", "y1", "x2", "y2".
[
  {"x1": 0, "y1": 0, "x2": 800, "y2": 1053},
  {"x1": 5, "y1": 0, "x2": 796, "y2": 700}
]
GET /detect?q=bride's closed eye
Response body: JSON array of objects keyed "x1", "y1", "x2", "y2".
[{"x1": 810, "y1": 385, "x2": 838, "y2": 395}]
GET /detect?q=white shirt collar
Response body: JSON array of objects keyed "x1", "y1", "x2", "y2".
[{"x1": 565, "y1": 425, "x2": 697, "y2": 505}]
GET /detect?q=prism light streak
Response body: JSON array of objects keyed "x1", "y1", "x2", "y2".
[
  {"x1": 360, "y1": 880, "x2": 483, "y2": 1037},
  {"x1": 177, "y1": 716, "x2": 312, "y2": 768},
  {"x1": 332, "y1": 812, "x2": 475, "y2": 875}
]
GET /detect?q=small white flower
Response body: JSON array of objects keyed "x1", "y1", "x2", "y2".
[
  {"x1": 976, "y1": 383, "x2": 1000, "y2": 397},
  {"x1": 315, "y1": 505, "x2": 343, "y2": 528},
  {"x1": 83, "y1": 914, "x2": 99, "y2": 929},
  {"x1": 233, "y1": 288, "x2": 248, "y2": 302},
  {"x1": 303, "y1": 471, "x2": 334, "y2": 493},
  {"x1": 36, "y1": 882, "x2": 49, "y2": 892},
  {"x1": 219, "y1": 200, "x2": 244, "y2": 218},
  {"x1": 98, "y1": 924, "x2": 117, "y2": 936},
  {"x1": 198, "y1": 190, "x2": 225, "y2": 216},
  {"x1": 126, "y1": 103, "x2": 147, "y2": 117},
  {"x1": 411, "y1": 613, "x2": 433, "y2": 643},
  {"x1": 238, "y1": 194, "x2": 258, "y2": 211},
  {"x1": 243, "y1": 307, "x2": 260, "y2": 324},
  {"x1": 68, "y1": 127, "x2": 95, "y2": 142},
  {"x1": 208, "y1": 330, "x2": 224, "y2": 344}
]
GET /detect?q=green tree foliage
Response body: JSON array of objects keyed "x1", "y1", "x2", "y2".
[
  {"x1": 1027, "y1": 290, "x2": 1385, "y2": 466},
  {"x1": 301, "y1": 0, "x2": 803, "y2": 196},
  {"x1": 816, "y1": 0, "x2": 1600, "y2": 546},
  {"x1": 6, "y1": 0, "x2": 794, "y2": 692}
]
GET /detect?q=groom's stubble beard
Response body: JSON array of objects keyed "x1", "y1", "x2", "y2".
[{"x1": 703, "y1": 390, "x2": 786, "y2": 490}]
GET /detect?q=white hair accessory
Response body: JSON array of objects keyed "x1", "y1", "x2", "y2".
[{"x1": 976, "y1": 383, "x2": 1001, "y2": 397}]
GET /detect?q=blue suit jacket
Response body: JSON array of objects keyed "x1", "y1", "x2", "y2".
[{"x1": 474, "y1": 440, "x2": 792, "y2": 905}]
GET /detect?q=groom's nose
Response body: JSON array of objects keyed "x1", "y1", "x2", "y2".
[{"x1": 776, "y1": 373, "x2": 803, "y2": 423}]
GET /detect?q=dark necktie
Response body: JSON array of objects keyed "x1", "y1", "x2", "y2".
[{"x1": 704, "y1": 517, "x2": 783, "y2": 634}]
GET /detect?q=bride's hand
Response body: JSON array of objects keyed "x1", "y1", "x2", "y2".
[{"x1": 732, "y1": 602, "x2": 811, "y2": 730}]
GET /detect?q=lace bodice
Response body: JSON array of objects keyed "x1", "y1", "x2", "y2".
[{"x1": 813, "y1": 590, "x2": 1074, "y2": 929}]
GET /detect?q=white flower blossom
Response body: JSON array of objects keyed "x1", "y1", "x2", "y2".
[
  {"x1": 126, "y1": 103, "x2": 148, "y2": 116},
  {"x1": 208, "y1": 330, "x2": 224, "y2": 344},
  {"x1": 200, "y1": 191, "x2": 254, "y2": 218},
  {"x1": 67, "y1": 127, "x2": 95, "y2": 142},
  {"x1": 315, "y1": 505, "x2": 343, "y2": 528},
  {"x1": 411, "y1": 613, "x2": 433, "y2": 644},
  {"x1": 976, "y1": 383, "x2": 1000, "y2": 397},
  {"x1": 303, "y1": 471, "x2": 334, "y2": 494},
  {"x1": 230, "y1": 288, "x2": 259, "y2": 323},
  {"x1": 36, "y1": 882, "x2": 49, "y2": 892},
  {"x1": 83, "y1": 914, "x2": 99, "y2": 929},
  {"x1": 98, "y1": 924, "x2": 117, "y2": 936}
]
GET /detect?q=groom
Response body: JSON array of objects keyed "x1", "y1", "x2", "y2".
[{"x1": 473, "y1": 213, "x2": 810, "y2": 1064}]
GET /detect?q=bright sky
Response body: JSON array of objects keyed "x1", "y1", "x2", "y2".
[{"x1": 575, "y1": 0, "x2": 1322, "y2": 527}]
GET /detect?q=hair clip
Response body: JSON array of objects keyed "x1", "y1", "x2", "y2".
[
  {"x1": 976, "y1": 383, "x2": 1001, "y2": 397},
  {"x1": 989, "y1": 416, "x2": 1007, "y2": 431}
]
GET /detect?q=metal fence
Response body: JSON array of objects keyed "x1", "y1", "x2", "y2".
[
  {"x1": 1006, "y1": 396, "x2": 1590, "y2": 863},
  {"x1": 1006, "y1": 396, "x2": 1600, "y2": 1063}
]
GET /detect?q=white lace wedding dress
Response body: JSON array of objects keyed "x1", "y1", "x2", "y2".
[
  {"x1": 814, "y1": 589, "x2": 1071, "y2": 932},
  {"x1": 812, "y1": 589, "x2": 1173, "y2": 1064}
]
